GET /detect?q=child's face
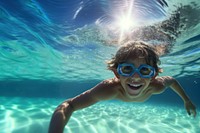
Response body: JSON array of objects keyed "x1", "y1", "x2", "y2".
[{"x1": 117, "y1": 57, "x2": 154, "y2": 98}]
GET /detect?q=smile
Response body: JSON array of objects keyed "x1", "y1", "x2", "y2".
[{"x1": 128, "y1": 83, "x2": 143, "y2": 90}]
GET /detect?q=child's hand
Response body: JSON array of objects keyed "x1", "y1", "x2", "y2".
[{"x1": 184, "y1": 101, "x2": 196, "y2": 117}]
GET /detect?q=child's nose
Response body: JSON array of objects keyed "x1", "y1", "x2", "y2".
[{"x1": 131, "y1": 72, "x2": 140, "y2": 79}]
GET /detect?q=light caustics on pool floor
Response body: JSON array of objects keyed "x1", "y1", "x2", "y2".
[{"x1": 0, "y1": 97, "x2": 199, "y2": 133}]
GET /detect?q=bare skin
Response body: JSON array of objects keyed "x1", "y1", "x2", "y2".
[{"x1": 48, "y1": 57, "x2": 196, "y2": 133}]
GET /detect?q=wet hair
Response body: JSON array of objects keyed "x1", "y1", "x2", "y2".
[{"x1": 107, "y1": 41, "x2": 162, "y2": 73}]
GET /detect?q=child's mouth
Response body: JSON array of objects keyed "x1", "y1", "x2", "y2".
[{"x1": 128, "y1": 83, "x2": 143, "y2": 90}]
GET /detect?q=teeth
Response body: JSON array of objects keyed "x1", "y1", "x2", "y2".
[{"x1": 129, "y1": 84, "x2": 142, "y2": 87}]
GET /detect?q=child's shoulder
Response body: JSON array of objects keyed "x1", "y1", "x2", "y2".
[
  {"x1": 149, "y1": 76, "x2": 174, "y2": 94},
  {"x1": 155, "y1": 76, "x2": 173, "y2": 81},
  {"x1": 97, "y1": 78, "x2": 121, "y2": 91},
  {"x1": 97, "y1": 78, "x2": 121, "y2": 90},
  {"x1": 101, "y1": 78, "x2": 120, "y2": 84},
  {"x1": 154, "y1": 76, "x2": 175, "y2": 86},
  {"x1": 91, "y1": 78, "x2": 120, "y2": 100}
]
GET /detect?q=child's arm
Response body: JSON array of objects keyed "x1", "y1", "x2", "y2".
[
  {"x1": 48, "y1": 80, "x2": 118, "y2": 133},
  {"x1": 164, "y1": 76, "x2": 197, "y2": 117},
  {"x1": 48, "y1": 99, "x2": 74, "y2": 133}
]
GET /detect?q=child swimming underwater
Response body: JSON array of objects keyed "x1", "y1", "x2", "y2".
[{"x1": 48, "y1": 41, "x2": 196, "y2": 133}]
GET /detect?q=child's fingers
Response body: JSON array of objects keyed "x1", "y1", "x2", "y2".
[
  {"x1": 192, "y1": 109, "x2": 197, "y2": 118},
  {"x1": 187, "y1": 110, "x2": 191, "y2": 115},
  {"x1": 187, "y1": 109, "x2": 197, "y2": 118}
]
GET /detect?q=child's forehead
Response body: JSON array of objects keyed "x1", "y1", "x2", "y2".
[
  {"x1": 126, "y1": 51, "x2": 147, "y2": 59},
  {"x1": 126, "y1": 56, "x2": 146, "y2": 62},
  {"x1": 124, "y1": 55, "x2": 154, "y2": 65}
]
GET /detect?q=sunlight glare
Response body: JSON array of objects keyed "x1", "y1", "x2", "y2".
[
  {"x1": 113, "y1": 0, "x2": 135, "y2": 42},
  {"x1": 116, "y1": 15, "x2": 134, "y2": 31}
]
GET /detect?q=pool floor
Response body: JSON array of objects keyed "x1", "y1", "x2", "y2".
[{"x1": 0, "y1": 97, "x2": 199, "y2": 133}]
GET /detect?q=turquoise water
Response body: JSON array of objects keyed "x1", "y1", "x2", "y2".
[
  {"x1": 0, "y1": 0, "x2": 200, "y2": 133},
  {"x1": 1, "y1": 97, "x2": 199, "y2": 133}
]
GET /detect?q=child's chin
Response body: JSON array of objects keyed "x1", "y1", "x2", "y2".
[{"x1": 127, "y1": 87, "x2": 142, "y2": 97}]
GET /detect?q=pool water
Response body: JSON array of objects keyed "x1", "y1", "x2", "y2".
[
  {"x1": 0, "y1": 0, "x2": 200, "y2": 133},
  {"x1": 1, "y1": 97, "x2": 199, "y2": 133}
]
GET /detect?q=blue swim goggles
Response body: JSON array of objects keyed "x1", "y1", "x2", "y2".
[{"x1": 117, "y1": 63, "x2": 155, "y2": 78}]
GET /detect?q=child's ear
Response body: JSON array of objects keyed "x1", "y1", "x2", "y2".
[{"x1": 112, "y1": 69, "x2": 120, "y2": 79}]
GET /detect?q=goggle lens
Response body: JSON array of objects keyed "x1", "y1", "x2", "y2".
[
  {"x1": 139, "y1": 66, "x2": 152, "y2": 75},
  {"x1": 121, "y1": 66, "x2": 133, "y2": 74}
]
